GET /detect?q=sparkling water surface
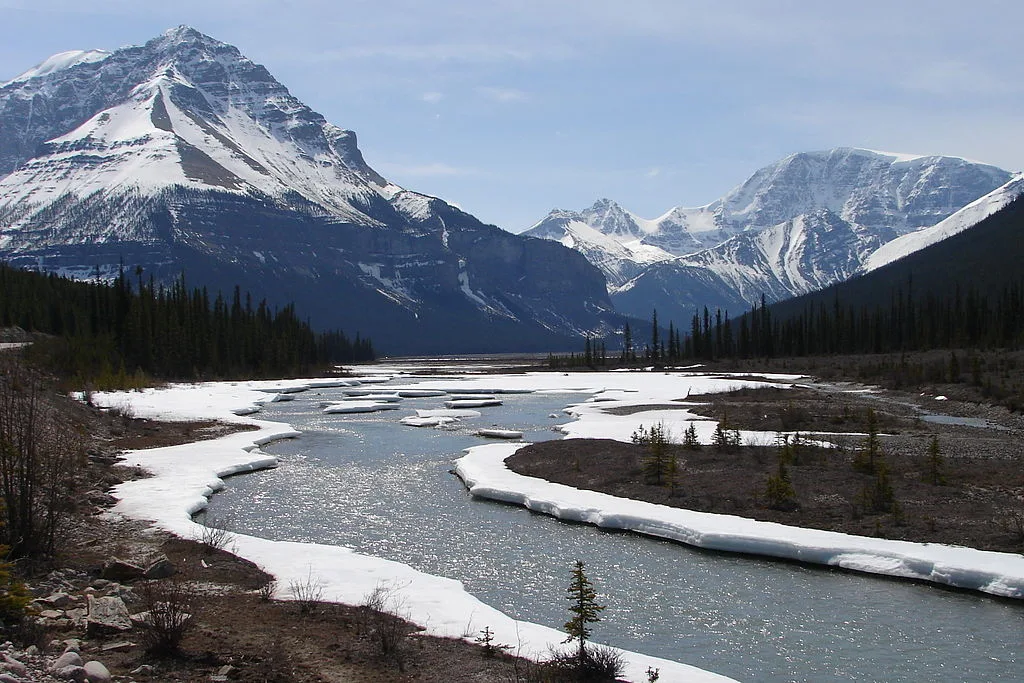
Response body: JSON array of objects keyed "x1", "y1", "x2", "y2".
[{"x1": 208, "y1": 380, "x2": 1022, "y2": 682}]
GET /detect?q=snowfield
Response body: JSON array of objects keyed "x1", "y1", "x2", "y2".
[{"x1": 92, "y1": 367, "x2": 1024, "y2": 682}]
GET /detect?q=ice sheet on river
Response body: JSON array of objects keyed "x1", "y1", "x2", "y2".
[
  {"x1": 90, "y1": 379, "x2": 731, "y2": 683},
  {"x1": 455, "y1": 443, "x2": 1024, "y2": 599}
]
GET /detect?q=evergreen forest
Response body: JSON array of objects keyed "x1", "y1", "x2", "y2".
[{"x1": 0, "y1": 264, "x2": 374, "y2": 385}]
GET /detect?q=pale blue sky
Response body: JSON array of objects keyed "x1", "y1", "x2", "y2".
[{"x1": 2, "y1": 1, "x2": 1022, "y2": 232}]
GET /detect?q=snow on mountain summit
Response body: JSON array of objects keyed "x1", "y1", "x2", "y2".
[
  {"x1": 526, "y1": 148, "x2": 1013, "y2": 324},
  {"x1": 0, "y1": 25, "x2": 396, "y2": 228},
  {"x1": 1, "y1": 49, "x2": 111, "y2": 87}
]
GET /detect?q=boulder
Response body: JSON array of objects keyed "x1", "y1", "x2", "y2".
[
  {"x1": 1, "y1": 654, "x2": 28, "y2": 677},
  {"x1": 34, "y1": 592, "x2": 72, "y2": 609},
  {"x1": 85, "y1": 595, "x2": 131, "y2": 636},
  {"x1": 143, "y1": 557, "x2": 177, "y2": 580},
  {"x1": 0, "y1": 674, "x2": 22, "y2": 683},
  {"x1": 49, "y1": 650, "x2": 83, "y2": 671},
  {"x1": 100, "y1": 559, "x2": 144, "y2": 583},
  {"x1": 83, "y1": 660, "x2": 112, "y2": 683},
  {"x1": 54, "y1": 665, "x2": 88, "y2": 682}
]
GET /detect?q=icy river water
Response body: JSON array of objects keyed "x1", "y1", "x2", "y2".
[{"x1": 207, "y1": 379, "x2": 1022, "y2": 682}]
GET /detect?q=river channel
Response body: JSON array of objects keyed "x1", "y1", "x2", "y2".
[{"x1": 207, "y1": 377, "x2": 1022, "y2": 682}]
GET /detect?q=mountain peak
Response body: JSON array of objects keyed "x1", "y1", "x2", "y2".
[{"x1": 158, "y1": 25, "x2": 223, "y2": 47}]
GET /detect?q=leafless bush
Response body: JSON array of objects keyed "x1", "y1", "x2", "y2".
[
  {"x1": 360, "y1": 582, "x2": 409, "y2": 668},
  {"x1": 107, "y1": 399, "x2": 136, "y2": 420},
  {"x1": 288, "y1": 570, "x2": 324, "y2": 615},
  {"x1": 543, "y1": 643, "x2": 625, "y2": 681},
  {"x1": 258, "y1": 578, "x2": 278, "y2": 602},
  {"x1": 0, "y1": 356, "x2": 83, "y2": 558},
  {"x1": 194, "y1": 514, "x2": 234, "y2": 554},
  {"x1": 136, "y1": 579, "x2": 198, "y2": 656}
]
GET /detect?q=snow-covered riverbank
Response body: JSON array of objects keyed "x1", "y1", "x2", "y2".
[
  {"x1": 454, "y1": 443, "x2": 1024, "y2": 598},
  {"x1": 95, "y1": 378, "x2": 734, "y2": 683}
]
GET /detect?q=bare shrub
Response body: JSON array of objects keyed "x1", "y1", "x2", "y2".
[
  {"x1": 194, "y1": 514, "x2": 234, "y2": 554},
  {"x1": 0, "y1": 356, "x2": 83, "y2": 558},
  {"x1": 258, "y1": 578, "x2": 278, "y2": 602},
  {"x1": 543, "y1": 643, "x2": 625, "y2": 681},
  {"x1": 288, "y1": 570, "x2": 324, "y2": 615},
  {"x1": 360, "y1": 582, "x2": 409, "y2": 668},
  {"x1": 136, "y1": 579, "x2": 198, "y2": 656}
]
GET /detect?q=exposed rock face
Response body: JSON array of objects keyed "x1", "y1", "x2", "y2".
[
  {"x1": 0, "y1": 27, "x2": 617, "y2": 353},
  {"x1": 526, "y1": 148, "x2": 1014, "y2": 324}
]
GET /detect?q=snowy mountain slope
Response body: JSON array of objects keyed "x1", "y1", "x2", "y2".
[
  {"x1": 527, "y1": 148, "x2": 1012, "y2": 323},
  {"x1": 613, "y1": 210, "x2": 882, "y2": 324},
  {"x1": 1, "y1": 49, "x2": 112, "y2": 87},
  {"x1": 863, "y1": 173, "x2": 1024, "y2": 272},
  {"x1": 524, "y1": 203, "x2": 675, "y2": 287},
  {"x1": 0, "y1": 27, "x2": 616, "y2": 353}
]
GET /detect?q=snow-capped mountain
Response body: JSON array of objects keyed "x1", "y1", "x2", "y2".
[
  {"x1": 863, "y1": 172, "x2": 1024, "y2": 273},
  {"x1": 526, "y1": 148, "x2": 1013, "y2": 324},
  {"x1": 0, "y1": 27, "x2": 615, "y2": 353}
]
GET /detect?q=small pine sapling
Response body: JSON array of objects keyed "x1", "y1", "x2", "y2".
[{"x1": 563, "y1": 560, "x2": 605, "y2": 672}]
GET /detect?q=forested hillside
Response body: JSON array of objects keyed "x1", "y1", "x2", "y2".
[{"x1": 0, "y1": 264, "x2": 373, "y2": 385}]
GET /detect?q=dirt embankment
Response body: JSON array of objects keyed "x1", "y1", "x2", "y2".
[{"x1": 507, "y1": 381, "x2": 1024, "y2": 553}]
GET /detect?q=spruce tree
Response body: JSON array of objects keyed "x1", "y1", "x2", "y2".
[{"x1": 563, "y1": 560, "x2": 605, "y2": 672}]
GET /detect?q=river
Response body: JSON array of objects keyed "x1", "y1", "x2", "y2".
[{"x1": 207, "y1": 375, "x2": 1022, "y2": 682}]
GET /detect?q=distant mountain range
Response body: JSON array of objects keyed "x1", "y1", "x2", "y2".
[
  {"x1": 0, "y1": 27, "x2": 617, "y2": 354},
  {"x1": 525, "y1": 149, "x2": 1019, "y2": 326}
]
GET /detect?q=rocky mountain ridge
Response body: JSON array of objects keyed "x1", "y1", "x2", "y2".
[
  {"x1": 526, "y1": 148, "x2": 1015, "y2": 324},
  {"x1": 0, "y1": 27, "x2": 616, "y2": 353}
]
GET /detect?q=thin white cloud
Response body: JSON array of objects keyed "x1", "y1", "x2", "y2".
[
  {"x1": 477, "y1": 86, "x2": 528, "y2": 103},
  {"x1": 421, "y1": 91, "x2": 444, "y2": 104}
]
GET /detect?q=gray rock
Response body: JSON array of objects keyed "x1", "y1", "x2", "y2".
[
  {"x1": 62, "y1": 639, "x2": 82, "y2": 653},
  {"x1": 130, "y1": 664, "x2": 155, "y2": 676},
  {"x1": 38, "y1": 610, "x2": 63, "y2": 620},
  {"x1": 100, "y1": 559, "x2": 144, "y2": 583},
  {"x1": 35, "y1": 592, "x2": 72, "y2": 609},
  {"x1": 143, "y1": 557, "x2": 177, "y2": 580},
  {"x1": 0, "y1": 673, "x2": 21, "y2": 683},
  {"x1": 24, "y1": 646, "x2": 38, "y2": 656},
  {"x1": 83, "y1": 660, "x2": 112, "y2": 683},
  {"x1": 2, "y1": 654, "x2": 27, "y2": 677},
  {"x1": 85, "y1": 595, "x2": 131, "y2": 636},
  {"x1": 49, "y1": 651, "x2": 83, "y2": 671},
  {"x1": 54, "y1": 665, "x2": 88, "y2": 682}
]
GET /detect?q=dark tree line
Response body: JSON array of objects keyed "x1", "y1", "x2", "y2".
[
  {"x1": 0, "y1": 263, "x2": 373, "y2": 384},
  {"x1": 567, "y1": 279, "x2": 1024, "y2": 368},
  {"x1": 685, "y1": 281, "x2": 1024, "y2": 361}
]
